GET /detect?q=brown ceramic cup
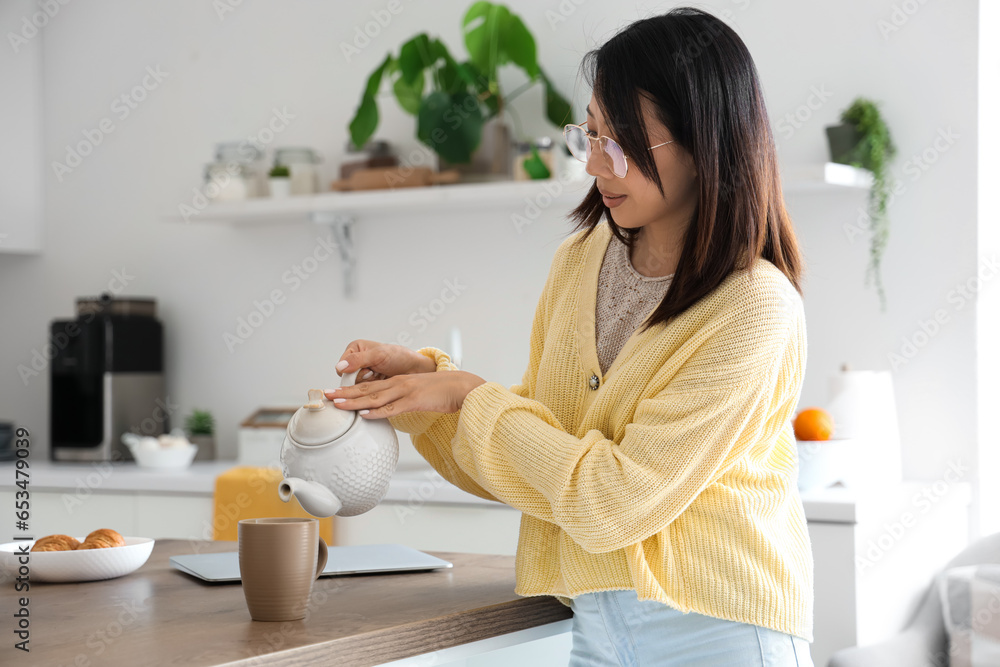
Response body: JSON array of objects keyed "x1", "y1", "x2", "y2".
[{"x1": 237, "y1": 518, "x2": 329, "y2": 622}]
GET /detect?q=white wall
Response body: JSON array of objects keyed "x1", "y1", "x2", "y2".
[
  {"x1": 0, "y1": 1, "x2": 989, "y2": 529},
  {"x1": 978, "y1": 0, "x2": 999, "y2": 536}
]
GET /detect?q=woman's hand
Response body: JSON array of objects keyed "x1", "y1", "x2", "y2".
[
  {"x1": 324, "y1": 370, "x2": 487, "y2": 419},
  {"x1": 334, "y1": 339, "x2": 436, "y2": 384}
]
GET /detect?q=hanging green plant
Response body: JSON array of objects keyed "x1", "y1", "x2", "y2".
[
  {"x1": 347, "y1": 1, "x2": 573, "y2": 165},
  {"x1": 828, "y1": 97, "x2": 897, "y2": 312}
]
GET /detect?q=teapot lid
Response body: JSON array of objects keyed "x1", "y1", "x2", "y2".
[{"x1": 288, "y1": 389, "x2": 354, "y2": 445}]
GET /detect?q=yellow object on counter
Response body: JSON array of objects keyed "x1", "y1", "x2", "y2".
[{"x1": 212, "y1": 466, "x2": 334, "y2": 545}]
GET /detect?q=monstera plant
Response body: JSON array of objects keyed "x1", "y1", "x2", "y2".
[{"x1": 347, "y1": 1, "x2": 572, "y2": 165}]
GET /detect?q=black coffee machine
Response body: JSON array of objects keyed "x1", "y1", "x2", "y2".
[{"x1": 50, "y1": 294, "x2": 166, "y2": 462}]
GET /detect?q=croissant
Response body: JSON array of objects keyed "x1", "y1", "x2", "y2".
[
  {"x1": 76, "y1": 528, "x2": 127, "y2": 550},
  {"x1": 31, "y1": 534, "x2": 81, "y2": 552}
]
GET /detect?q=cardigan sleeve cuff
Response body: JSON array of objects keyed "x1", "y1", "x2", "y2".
[
  {"x1": 417, "y1": 346, "x2": 460, "y2": 373},
  {"x1": 451, "y1": 381, "x2": 580, "y2": 501},
  {"x1": 386, "y1": 347, "x2": 459, "y2": 435}
]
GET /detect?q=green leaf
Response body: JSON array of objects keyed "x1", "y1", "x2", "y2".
[
  {"x1": 348, "y1": 53, "x2": 393, "y2": 149},
  {"x1": 364, "y1": 53, "x2": 392, "y2": 98},
  {"x1": 429, "y1": 37, "x2": 450, "y2": 62},
  {"x1": 456, "y1": 60, "x2": 484, "y2": 89},
  {"x1": 540, "y1": 68, "x2": 573, "y2": 128},
  {"x1": 502, "y1": 14, "x2": 538, "y2": 78},
  {"x1": 464, "y1": 4, "x2": 539, "y2": 82},
  {"x1": 836, "y1": 96, "x2": 897, "y2": 312},
  {"x1": 457, "y1": 61, "x2": 498, "y2": 116},
  {"x1": 349, "y1": 95, "x2": 379, "y2": 150},
  {"x1": 393, "y1": 69, "x2": 424, "y2": 115},
  {"x1": 521, "y1": 144, "x2": 551, "y2": 179},
  {"x1": 438, "y1": 59, "x2": 460, "y2": 94},
  {"x1": 398, "y1": 33, "x2": 435, "y2": 85},
  {"x1": 417, "y1": 91, "x2": 483, "y2": 163},
  {"x1": 463, "y1": 2, "x2": 510, "y2": 78},
  {"x1": 481, "y1": 94, "x2": 500, "y2": 118},
  {"x1": 428, "y1": 38, "x2": 464, "y2": 94}
]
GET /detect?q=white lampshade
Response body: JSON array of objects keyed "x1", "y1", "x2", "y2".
[{"x1": 825, "y1": 366, "x2": 902, "y2": 488}]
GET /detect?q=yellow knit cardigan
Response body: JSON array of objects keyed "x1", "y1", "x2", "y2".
[{"x1": 387, "y1": 222, "x2": 814, "y2": 642}]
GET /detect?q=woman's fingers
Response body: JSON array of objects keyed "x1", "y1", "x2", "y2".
[
  {"x1": 336, "y1": 339, "x2": 379, "y2": 376},
  {"x1": 324, "y1": 371, "x2": 471, "y2": 418},
  {"x1": 352, "y1": 368, "x2": 385, "y2": 384},
  {"x1": 337, "y1": 341, "x2": 419, "y2": 380},
  {"x1": 324, "y1": 377, "x2": 408, "y2": 418}
]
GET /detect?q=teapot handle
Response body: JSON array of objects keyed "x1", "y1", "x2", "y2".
[{"x1": 340, "y1": 369, "x2": 359, "y2": 388}]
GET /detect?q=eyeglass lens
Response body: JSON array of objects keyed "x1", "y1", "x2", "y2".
[{"x1": 564, "y1": 126, "x2": 627, "y2": 177}]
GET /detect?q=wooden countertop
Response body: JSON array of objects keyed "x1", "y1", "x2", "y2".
[{"x1": 2, "y1": 539, "x2": 573, "y2": 666}]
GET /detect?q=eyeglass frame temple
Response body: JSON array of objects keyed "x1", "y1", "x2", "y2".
[{"x1": 564, "y1": 122, "x2": 675, "y2": 176}]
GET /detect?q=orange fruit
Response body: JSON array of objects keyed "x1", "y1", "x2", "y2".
[{"x1": 793, "y1": 407, "x2": 834, "y2": 440}]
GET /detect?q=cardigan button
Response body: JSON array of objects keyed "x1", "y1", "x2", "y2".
[{"x1": 589, "y1": 374, "x2": 600, "y2": 390}]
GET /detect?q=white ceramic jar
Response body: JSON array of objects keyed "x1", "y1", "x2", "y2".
[{"x1": 274, "y1": 147, "x2": 322, "y2": 195}]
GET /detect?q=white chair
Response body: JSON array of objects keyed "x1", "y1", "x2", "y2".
[{"x1": 828, "y1": 531, "x2": 1000, "y2": 667}]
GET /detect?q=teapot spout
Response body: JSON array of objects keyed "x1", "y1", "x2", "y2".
[{"x1": 278, "y1": 477, "x2": 343, "y2": 518}]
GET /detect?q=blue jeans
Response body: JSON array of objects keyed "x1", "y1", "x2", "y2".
[{"x1": 568, "y1": 589, "x2": 814, "y2": 667}]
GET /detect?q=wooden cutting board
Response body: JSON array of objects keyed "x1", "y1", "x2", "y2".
[{"x1": 330, "y1": 166, "x2": 461, "y2": 191}]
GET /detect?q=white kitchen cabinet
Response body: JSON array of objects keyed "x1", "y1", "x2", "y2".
[
  {"x1": 0, "y1": 489, "x2": 137, "y2": 538},
  {"x1": 334, "y1": 501, "x2": 522, "y2": 556},
  {"x1": 804, "y1": 481, "x2": 971, "y2": 666},
  {"x1": 375, "y1": 623, "x2": 574, "y2": 667},
  {"x1": 0, "y1": 0, "x2": 45, "y2": 253},
  {"x1": 0, "y1": 489, "x2": 214, "y2": 544},
  {"x1": 0, "y1": 461, "x2": 520, "y2": 553},
  {"x1": 135, "y1": 493, "x2": 216, "y2": 542}
]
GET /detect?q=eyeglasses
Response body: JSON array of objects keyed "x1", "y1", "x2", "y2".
[{"x1": 563, "y1": 122, "x2": 674, "y2": 178}]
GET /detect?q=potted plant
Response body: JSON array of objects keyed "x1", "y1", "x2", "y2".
[
  {"x1": 347, "y1": 1, "x2": 572, "y2": 180},
  {"x1": 826, "y1": 97, "x2": 897, "y2": 312},
  {"x1": 184, "y1": 409, "x2": 216, "y2": 461},
  {"x1": 268, "y1": 164, "x2": 291, "y2": 198},
  {"x1": 513, "y1": 140, "x2": 554, "y2": 180}
]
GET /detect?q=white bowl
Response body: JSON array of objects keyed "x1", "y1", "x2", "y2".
[
  {"x1": 127, "y1": 442, "x2": 198, "y2": 469},
  {"x1": 0, "y1": 537, "x2": 154, "y2": 583},
  {"x1": 795, "y1": 437, "x2": 858, "y2": 491}
]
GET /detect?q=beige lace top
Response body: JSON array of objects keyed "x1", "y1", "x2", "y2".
[{"x1": 595, "y1": 234, "x2": 674, "y2": 375}]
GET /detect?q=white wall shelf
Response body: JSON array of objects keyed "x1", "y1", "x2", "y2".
[
  {"x1": 781, "y1": 161, "x2": 874, "y2": 192},
  {"x1": 162, "y1": 176, "x2": 595, "y2": 298},
  {"x1": 163, "y1": 176, "x2": 593, "y2": 226},
  {"x1": 160, "y1": 162, "x2": 871, "y2": 297},
  {"x1": 161, "y1": 162, "x2": 871, "y2": 226}
]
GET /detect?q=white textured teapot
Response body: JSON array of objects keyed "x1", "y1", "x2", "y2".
[{"x1": 278, "y1": 370, "x2": 399, "y2": 517}]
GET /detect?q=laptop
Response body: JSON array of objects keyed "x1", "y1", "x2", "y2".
[{"x1": 169, "y1": 543, "x2": 453, "y2": 583}]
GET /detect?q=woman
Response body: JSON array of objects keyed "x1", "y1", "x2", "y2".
[{"x1": 325, "y1": 7, "x2": 814, "y2": 665}]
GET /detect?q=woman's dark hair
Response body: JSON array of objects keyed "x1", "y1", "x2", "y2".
[{"x1": 569, "y1": 6, "x2": 804, "y2": 332}]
